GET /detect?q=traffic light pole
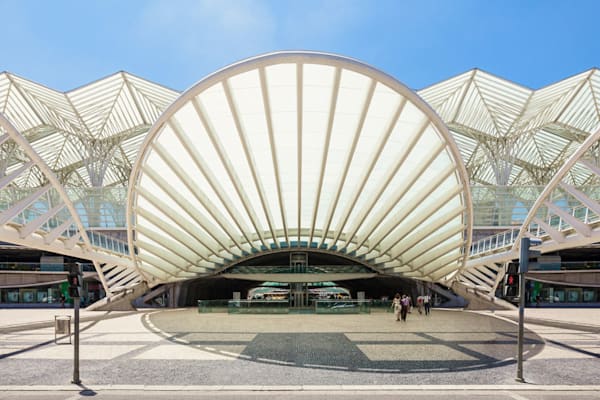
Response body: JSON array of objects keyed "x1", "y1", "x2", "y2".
[
  {"x1": 69, "y1": 262, "x2": 82, "y2": 385},
  {"x1": 516, "y1": 236, "x2": 542, "y2": 383},
  {"x1": 516, "y1": 255, "x2": 526, "y2": 383},
  {"x1": 72, "y1": 296, "x2": 81, "y2": 384}
]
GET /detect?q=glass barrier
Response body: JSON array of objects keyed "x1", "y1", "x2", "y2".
[
  {"x1": 197, "y1": 299, "x2": 230, "y2": 313},
  {"x1": 228, "y1": 300, "x2": 289, "y2": 314},
  {"x1": 369, "y1": 299, "x2": 394, "y2": 312}
]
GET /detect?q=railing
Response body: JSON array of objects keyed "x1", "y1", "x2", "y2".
[
  {"x1": 469, "y1": 227, "x2": 521, "y2": 256},
  {"x1": 559, "y1": 261, "x2": 600, "y2": 271},
  {"x1": 0, "y1": 262, "x2": 51, "y2": 272},
  {"x1": 197, "y1": 299, "x2": 373, "y2": 314},
  {"x1": 469, "y1": 202, "x2": 600, "y2": 257},
  {"x1": 86, "y1": 231, "x2": 130, "y2": 256},
  {"x1": 0, "y1": 262, "x2": 95, "y2": 272},
  {"x1": 225, "y1": 265, "x2": 373, "y2": 274}
]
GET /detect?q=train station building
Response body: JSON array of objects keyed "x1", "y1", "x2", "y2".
[{"x1": 1, "y1": 51, "x2": 600, "y2": 309}]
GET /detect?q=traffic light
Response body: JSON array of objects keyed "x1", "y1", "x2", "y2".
[
  {"x1": 505, "y1": 273, "x2": 519, "y2": 297},
  {"x1": 504, "y1": 262, "x2": 520, "y2": 298},
  {"x1": 68, "y1": 264, "x2": 83, "y2": 298}
]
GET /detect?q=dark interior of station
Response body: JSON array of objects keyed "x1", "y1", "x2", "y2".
[{"x1": 178, "y1": 250, "x2": 419, "y2": 306}]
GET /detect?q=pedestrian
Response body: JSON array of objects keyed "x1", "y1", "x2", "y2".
[
  {"x1": 400, "y1": 295, "x2": 410, "y2": 322},
  {"x1": 60, "y1": 294, "x2": 65, "y2": 308},
  {"x1": 391, "y1": 293, "x2": 401, "y2": 321},
  {"x1": 417, "y1": 295, "x2": 424, "y2": 314},
  {"x1": 423, "y1": 293, "x2": 431, "y2": 315}
]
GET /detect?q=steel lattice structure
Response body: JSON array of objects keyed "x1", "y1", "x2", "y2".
[{"x1": 1, "y1": 52, "x2": 600, "y2": 306}]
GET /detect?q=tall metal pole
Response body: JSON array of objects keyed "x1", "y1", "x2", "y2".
[
  {"x1": 516, "y1": 237, "x2": 529, "y2": 383},
  {"x1": 72, "y1": 296, "x2": 81, "y2": 384}
]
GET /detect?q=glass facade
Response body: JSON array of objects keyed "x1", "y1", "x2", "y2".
[
  {"x1": 1, "y1": 284, "x2": 64, "y2": 305},
  {"x1": 528, "y1": 280, "x2": 599, "y2": 305},
  {"x1": 0, "y1": 263, "x2": 103, "y2": 306}
]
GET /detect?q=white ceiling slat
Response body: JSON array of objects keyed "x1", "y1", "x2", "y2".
[
  {"x1": 308, "y1": 67, "x2": 341, "y2": 245},
  {"x1": 323, "y1": 78, "x2": 377, "y2": 250},
  {"x1": 222, "y1": 78, "x2": 277, "y2": 248},
  {"x1": 259, "y1": 66, "x2": 288, "y2": 246},
  {"x1": 136, "y1": 207, "x2": 215, "y2": 263},
  {"x1": 151, "y1": 140, "x2": 247, "y2": 252},
  {"x1": 136, "y1": 181, "x2": 228, "y2": 259},
  {"x1": 167, "y1": 118, "x2": 256, "y2": 249},
  {"x1": 192, "y1": 93, "x2": 268, "y2": 250}
]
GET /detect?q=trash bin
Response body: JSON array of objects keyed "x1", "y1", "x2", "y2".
[{"x1": 54, "y1": 315, "x2": 71, "y2": 344}]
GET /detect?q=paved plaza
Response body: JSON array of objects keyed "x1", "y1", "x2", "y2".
[{"x1": 0, "y1": 307, "x2": 599, "y2": 398}]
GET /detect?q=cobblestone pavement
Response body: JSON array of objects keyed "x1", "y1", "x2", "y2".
[
  {"x1": 0, "y1": 308, "x2": 598, "y2": 390},
  {"x1": 145, "y1": 308, "x2": 544, "y2": 374}
]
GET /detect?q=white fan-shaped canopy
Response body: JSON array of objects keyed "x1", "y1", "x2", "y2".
[{"x1": 128, "y1": 52, "x2": 472, "y2": 284}]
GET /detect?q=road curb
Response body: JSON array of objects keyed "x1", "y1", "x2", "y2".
[{"x1": 0, "y1": 384, "x2": 599, "y2": 392}]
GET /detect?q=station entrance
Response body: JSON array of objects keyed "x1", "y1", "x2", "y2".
[
  {"x1": 289, "y1": 252, "x2": 308, "y2": 308},
  {"x1": 180, "y1": 250, "x2": 428, "y2": 309}
]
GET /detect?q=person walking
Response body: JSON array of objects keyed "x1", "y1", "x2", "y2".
[
  {"x1": 423, "y1": 293, "x2": 431, "y2": 315},
  {"x1": 400, "y1": 294, "x2": 410, "y2": 322},
  {"x1": 391, "y1": 293, "x2": 401, "y2": 321},
  {"x1": 416, "y1": 295, "x2": 424, "y2": 314}
]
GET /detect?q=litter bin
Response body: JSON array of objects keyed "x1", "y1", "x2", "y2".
[{"x1": 54, "y1": 315, "x2": 71, "y2": 344}]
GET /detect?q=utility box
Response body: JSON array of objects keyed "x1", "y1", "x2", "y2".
[{"x1": 54, "y1": 315, "x2": 71, "y2": 344}]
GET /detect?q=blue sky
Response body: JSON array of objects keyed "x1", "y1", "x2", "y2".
[{"x1": 1, "y1": 0, "x2": 599, "y2": 92}]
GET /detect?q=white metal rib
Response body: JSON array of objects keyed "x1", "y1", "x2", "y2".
[
  {"x1": 309, "y1": 67, "x2": 341, "y2": 245},
  {"x1": 167, "y1": 118, "x2": 256, "y2": 249},
  {"x1": 333, "y1": 96, "x2": 408, "y2": 250},
  {"x1": 152, "y1": 141, "x2": 247, "y2": 252},
  {"x1": 191, "y1": 95, "x2": 268, "y2": 250},
  {"x1": 136, "y1": 185, "x2": 224, "y2": 259},
  {"x1": 259, "y1": 66, "x2": 287, "y2": 245},
  {"x1": 350, "y1": 139, "x2": 448, "y2": 254},
  {"x1": 321, "y1": 78, "x2": 377, "y2": 249},
  {"x1": 221, "y1": 79, "x2": 278, "y2": 247}
]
